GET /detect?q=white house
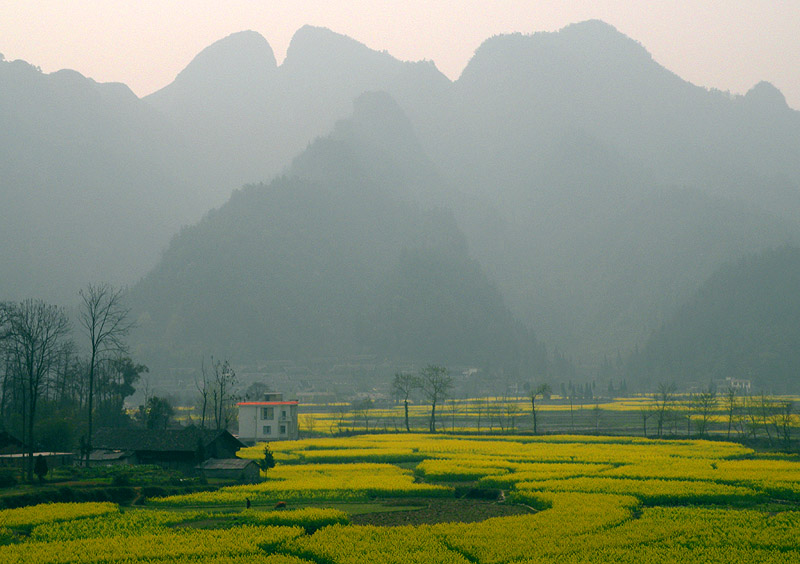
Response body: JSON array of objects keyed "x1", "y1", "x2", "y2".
[{"x1": 237, "y1": 393, "x2": 299, "y2": 443}]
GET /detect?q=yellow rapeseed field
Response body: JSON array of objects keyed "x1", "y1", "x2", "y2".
[{"x1": 1, "y1": 433, "x2": 799, "y2": 562}]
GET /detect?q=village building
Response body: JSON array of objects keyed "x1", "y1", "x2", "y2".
[
  {"x1": 196, "y1": 458, "x2": 260, "y2": 482},
  {"x1": 90, "y1": 427, "x2": 245, "y2": 472},
  {"x1": 716, "y1": 377, "x2": 752, "y2": 393},
  {"x1": 237, "y1": 393, "x2": 299, "y2": 443},
  {"x1": 0, "y1": 451, "x2": 74, "y2": 469}
]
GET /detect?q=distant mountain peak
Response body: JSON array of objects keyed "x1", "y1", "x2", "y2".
[
  {"x1": 173, "y1": 30, "x2": 277, "y2": 84},
  {"x1": 461, "y1": 18, "x2": 653, "y2": 84},
  {"x1": 283, "y1": 25, "x2": 394, "y2": 69},
  {"x1": 745, "y1": 81, "x2": 789, "y2": 109}
]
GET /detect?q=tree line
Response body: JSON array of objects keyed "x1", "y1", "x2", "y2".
[
  {"x1": 0, "y1": 284, "x2": 144, "y2": 481},
  {"x1": 639, "y1": 383, "x2": 794, "y2": 446}
]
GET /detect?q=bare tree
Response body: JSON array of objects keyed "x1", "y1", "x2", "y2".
[
  {"x1": 448, "y1": 397, "x2": 460, "y2": 432},
  {"x1": 758, "y1": 393, "x2": 775, "y2": 446},
  {"x1": 79, "y1": 283, "x2": 133, "y2": 463},
  {"x1": 592, "y1": 402, "x2": 602, "y2": 433},
  {"x1": 211, "y1": 358, "x2": 237, "y2": 431},
  {"x1": 724, "y1": 387, "x2": 737, "y2": 439},
  {"x1": 742, "y1": 394, "x2": 759, "y2": 438},
  {"x1": 505, "y1": 399, "x2": 521, "y2": 433},
  {"x1": 776, "y1": 401, "x2": 793, "y2": 447},
  {"x1": 392, "y1": 372, "x2": 418, "y2": 432},
  {"x1": 639, "y1": 401, "x2": 653, "y2": 437},
  {"x1": 693, "y1": 388, "x2": 717, "y2": 437},
  {"x1": 419, "y1": 365, "x2": 452, "y2": 433},
  {"x1": 2, "y1": 300, "x2": 70, "y2": 480},
  {"x1": 569, "y1": 389, "x2": 576, "y2": 432},
  {"x1": 196, "y1": 359, "x2": 211, "y2": 429},
  {"x1": 529, "y1": 383, "x2": 552, "y2": 435},
  {"x1": 653, "y1": 382, "x2": 676, "y2": 437},
  {"x1": 351, "y1": 397, "x2": 373, "y2": 432}
]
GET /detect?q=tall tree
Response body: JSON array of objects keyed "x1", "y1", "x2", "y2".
[
  {"x1": 419, "y1": 365, "x2": 452, "y2": 433},
  {"x1": 1, "y1": 300, "x2": 70, "y2": 481},
  {"x1": 95, "y1": 356, "x2": 147, "y2": 427},
  {"x1": 196, "y1": 359, "x2": 211, "y2": 430},
  {"x1": 391, "y1": 372, "x2": 418, "y2": 432},
  {"x1": 693, "y1": 387, "x2": 717, "y2": 437},
  {"x1": 653, "y1": 382, "x2": 676, "y2": 437},
  {"x1": 529, "y1": 383, "x2": 552, "y2": 435},
  {"x1": 211, "y1": 358, "x2": 237, "y2": 431},
  {"x1": 79, "y1": 283, "x2": 133, "y2": 463},
  {"x1": 143, "y1": 396, "x2": 174, "y2": 430},
  {"x1": 724, "y1": 386, "x2": 738, "y2": 439}
]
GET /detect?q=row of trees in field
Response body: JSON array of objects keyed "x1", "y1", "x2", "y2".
[
  {"x1": 0, "y1": 284, "x2": 144, "y2": 480},
  {"x1": 387, "y1": 367, "x2": 550, "y2": 434},
  {"x1": 640, "y1": 383, "x2": 795, "y2": 445},
  {"x1": 392, "y1": 365, "x2": 453, "y2": 433},
  {"x1": 317, "y1": 372, "x2": 791, "y2": 443}
]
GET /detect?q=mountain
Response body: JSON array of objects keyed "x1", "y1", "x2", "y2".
[
  {"x1": 144, "y1": 27, "x2": 452, "y2": 202},
  {"x1": 432, "y1": 20, "x2": 800, "y2": 360},
  {"x1": 4, "y1": 21, "x2": 800, "y2": 381},
  {"x1": 633, "y1": 246, "x2": 800, "y2": 392},
  {"x1": 144, "y1": 31, "x2": 282, "y2": 196},
  {"x1": 0, "y1": 58, "x2": 196, "y2": 302},
  {"x1": 129, "y1": 93, "x2": 545, "y2": 375}
]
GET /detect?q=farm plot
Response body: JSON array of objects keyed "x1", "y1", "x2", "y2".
[{"x1": 1, "y1": 433, "x2": 799, "y2": 563}]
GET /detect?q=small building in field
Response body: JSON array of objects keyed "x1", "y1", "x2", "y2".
[
  {"x1": 196, "y1": 458, "x2": 260, "y2": 482},
  {"x1": 0, "y1": 452, "x2": 74, "y2": 469},
  {"x1": 237, "y1": 393, "x2": 299, "y2": 443},
  {"x1": 90, "y1": 427, "x2": 245, "y2": 472},
  {"x1": 87, "y1": 449, "x2": 135, "y2": 466},
  {"x1": 716, "y1": 377, "x2": 752, "y2": 393}
]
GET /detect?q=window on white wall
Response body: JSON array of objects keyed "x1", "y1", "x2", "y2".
[
  {"x1": 263, "y1": 425, "x2": 271, "y2": 435},
  {"x1": 261, "y1": 407, "x2": 274, "y2": 420}
]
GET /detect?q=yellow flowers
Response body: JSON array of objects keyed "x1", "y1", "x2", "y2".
[
  {"x1": 0, "y1": 525, "x2": 303, "y2": 564},
  {"x1": 0, "y1": 502, "x2": 118, "y2": 528},
  {"x1": 150, "y1": 462, "x2": 453, "y2": 506},
  {"x1": 238, "y1": 507, "x2": 350, "y2": 532},
  {"x1": 2, "y1": 433, "x2": 800, "y2": 563}
]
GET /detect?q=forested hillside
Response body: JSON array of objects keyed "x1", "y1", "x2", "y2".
[
  {"x1": 4, "y1": 21, "x2": 800, "y2": 387},
  {"x1": 632, "y1": 246, "x2": 800, "y2": 392},
  {"x1": 130, "y1": 93, "x2": 546, "y2": 375}
]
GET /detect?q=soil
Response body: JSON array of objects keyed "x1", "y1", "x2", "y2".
[{"x1": 350, "y1": 498, "x2": 533, "y2": 527}]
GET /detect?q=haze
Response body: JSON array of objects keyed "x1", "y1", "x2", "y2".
[{"x1": 2, "y1": 1, "x2": 800, "y2": 110}]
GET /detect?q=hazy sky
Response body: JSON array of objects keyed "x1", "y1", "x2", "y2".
[{"x1": 2, "y1": 1, "x2": 799, "y2": 109}]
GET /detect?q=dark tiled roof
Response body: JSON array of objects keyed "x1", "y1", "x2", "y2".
[
  {"x1": 88, "y1": 450, "x2": 134, "y2": 462},
  {"x1": 197, "y1": 458, "x2": 256, "y2": 471},
  {"x1": 92, "y1": 427, "x2": 245, "y2": 453}
]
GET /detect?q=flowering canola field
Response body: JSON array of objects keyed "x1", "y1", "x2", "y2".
[{"x1": 3, "y1": 433, "x2": 800, "y2": 563}]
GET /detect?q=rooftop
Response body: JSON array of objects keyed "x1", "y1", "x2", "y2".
[
  {"x1": 92, "y1": 427, "x2": 245, "y2": 453},
  {"x1": 237, "y1": 401, "x2": 298, "y2": 406},
  {"x1": 197, "y1": 458, "x2": 257, "y2": 471}
]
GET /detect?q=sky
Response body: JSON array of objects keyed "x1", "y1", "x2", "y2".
[{"x1": 2, "y1": 1, "x2": 799, "y2": 110}]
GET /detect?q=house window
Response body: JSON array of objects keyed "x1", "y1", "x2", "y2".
[
  {"x1": 262, "y1": 425, "x2": 271, "y2": 435},
  {"x1": 281, "y1": 409, "x2": 287, "y2": 420},
  {"x1": 261, "y1": 407, "x2": 274, "y2": 420},
  {"x1": 280, "y1": 425, "x2": 286, "y2": 435}
]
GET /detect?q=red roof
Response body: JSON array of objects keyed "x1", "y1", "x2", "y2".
[{"x1": 237, "y1": 401, "x2": 298, "y2": 406}]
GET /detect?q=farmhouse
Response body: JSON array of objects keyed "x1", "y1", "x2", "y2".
[
  {"x1": 90, "y1": 427, "x2": 245, "y2": 472},
  {"x1": 0, "y1": 451, "x2": 74, "y2": 469},
  {"x1": 196, "y1": 458, "x2": 261, "y2": 482},
  {"x1": 237, "y1": 393, "x2": 299, "y2": 443}
]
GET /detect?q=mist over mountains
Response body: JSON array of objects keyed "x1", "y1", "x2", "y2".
[{"x1": 3, "y1": 20, "x2": 800, "y2": 388}]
